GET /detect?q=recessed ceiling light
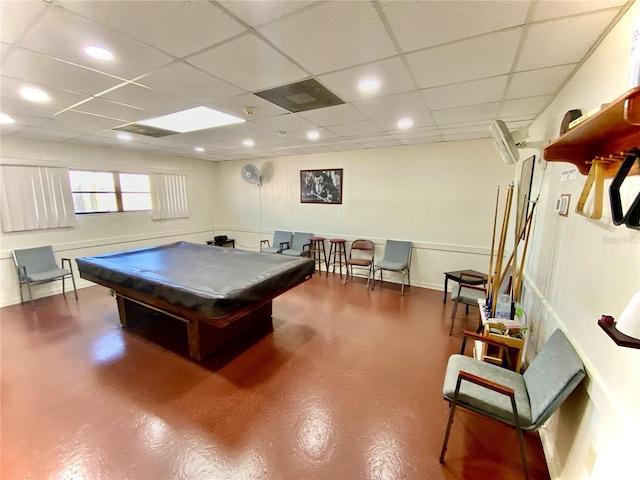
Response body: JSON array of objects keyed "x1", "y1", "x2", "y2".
[
  {"x1": 397, "y1": 118, "x2": 414, "y2": 129},
  {"x1": 194, "y1": 147, "x2": 205, "y2": 152},
  {"x1": 0, "y1": 113, "x2": 15, "y2": 124},
  {"x1": 117, "y1": 133, "x2": 132, "y2": 141},
  {"x1": 138, "y1": 106, "x2": 245, "y2": 133},
  {"x1": 243, "y1": 139, "x2": 255, "y2": 147},
  {"x1": 20, "y1": 87, "x2": 49, "y2": 103},
  {"x1": 358, "y1": 78, "x2": 381, "y2": 93},
  {"x1": 307, "y1": 130, "x2": 320, "y2": 140},
  {"x1": 84, "y1": 45, "x2": 114, "y2": 60}
]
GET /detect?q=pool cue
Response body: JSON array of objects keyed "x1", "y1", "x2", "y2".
[
  {"x1": 491, "y1": 184, "x2": 513, "y2": 317},
  {"x1": 511, "y1": 193, "x2": 527, "y2": 299},
  {"x1": 487, "y1": 186, "x2": 500, "y2": 303},
  {"x1": 494, "y1": 203, "x2": 534, "y2": 304},
  {"x1": 515, "y1": 199, "x2": 537, "y2": 302}
]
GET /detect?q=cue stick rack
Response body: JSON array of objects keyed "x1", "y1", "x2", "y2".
[{"x1": 543, "y1": 87, "x2": 640, "y2": 227}]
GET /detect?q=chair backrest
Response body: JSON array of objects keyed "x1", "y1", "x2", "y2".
[
  {"x1": 291, "y1": 232, "x2": 313, "y2": 249},
  {"x1": 13, "y1": 246, "x2": 59, "y2": 276},
  {"x1": 351, "y1": 239, "x2": 374, "y2": 252},
  {"x1": 523, "y1": 329, "x2": 586, "y2": 428},
  {"x1": 382, "y1": 240, "x2": 412, "y2": 267},
  {"x1": 273, "y1": 230, "x2": 292, "y2": 246}
]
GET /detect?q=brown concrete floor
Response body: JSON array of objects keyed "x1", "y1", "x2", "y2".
[{"x1": 1, "y1": 274, "x2": 550, "y2": 480}]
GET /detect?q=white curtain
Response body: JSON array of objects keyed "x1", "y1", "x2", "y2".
[
  {"x1": 150, "y1": 173, "x2": 189, "y2": 220},
  {"x1": 0, "y1": 165, "x2": 76, "y2": 232}
]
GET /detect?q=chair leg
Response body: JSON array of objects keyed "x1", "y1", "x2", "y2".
[
  {"x1": 401, "y1": 272, "x2": 405, "y2": 296},
  {"x1": 449, "y1": 300, "x2": 460, "y2": 335},
  {"x1": 440, "y1": 377, "x2": 463, "y2": 463},
  {"x1": 70, "y1": 272, "x2": 78, "y2": 300},
  {"x1": 62, "y1": 276, "x2": 66, "y2": 296},
  {"x1": 26, "y1": 282, "x2": 35, "y2": 309},
  {"x1": 510, "y1": 396, "x2": 530, "y2": 480}
]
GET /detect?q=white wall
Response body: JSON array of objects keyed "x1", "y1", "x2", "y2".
[
  {"x1": 0, "y1": 137, "x2": 217, "y2": 306},
  {"x1": 213, "y1": 139, "x2": 515, "y2": 290},
  {"x1": 520, "y1": 3, "x2": 640, "y2": 478}
]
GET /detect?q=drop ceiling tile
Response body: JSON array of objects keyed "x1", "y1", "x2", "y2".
[
  {"x1": 20, "y1": 6, "x2": 173, "y2": 80},
  {"x1": 187, "y1": 34, "x2": 307, "y2": 92},
  {"x1": 374, "y1": 112, "x2": 435, "y2": 132},
  {"x1": 218, "y1": 121, "x2": 279, "y2": 140},
  {"x1": 0, "y1": 0, "x2": 47, "y2": 45},
  {"x1": 16, "y1": 126, "x2": 81, "y2": 141},
  {"x1": 297, "y1": 104, "x2": 368, "y2": 127},
  {"x1": 382, "y1": 0, "x2": 529, "y2": 53},
  {"x1": 1, "y1": 76, "x2": 90, "y2": 107},
  {"x1": 326, "y1": 120, "x2": 385, "y2": 137},
  {"x1": 507, "y1": 65, "x2": 576, "y2": 99},
  {"x1": 400, "y1": 134, "x2": 443, "y2": 145},
  {"x1": 220, "y1": 0, "x2": 315, "y2": 27},
  {"x1": 423, "y1": 75, "x2": 508, "y2": 111},
  {"x1": 500, "y1": 95, "x2": 551, "y2": 118},
  {"x1": 1, "y1": 42, "x2": 10, "y2": 57},
  {"x1": 207, "y1": 93, "x2": 289, "y2": 120},
  {"x1": 71, "y1": 98, "x2": 148, "y2": 122},
  {"x1": 0, "y1": 95, "x2": 62, "y2": 118},
  {"x1": 59, "y1": 0, "x2": 246, "y2": 58},
  {"x1": 135, "y1": 62, "x2": 245, "y2": 104},
  {"x1": 287, "y1": 127, "x2": 339, "y2": 142},
  {"x1": 442, "y1": 131, "x2": 491, "y2": 142},
  {"x1": 516, "y1": 10, "x2": 618, "y2": 70},
  {"x1": 67, "y1": 134, "x2": 122, "y2": 147},
  {"x1": 432, "y1": 102, "x2": 501, "y2": 126},
  {"x1": 406, "y1": 29, "x2": 522, "y2": 89},
  {"x1": 55, "y1": 110, "x2": 128, "y2": 129},
  {"x1": 254, "y1": 113, "x2": 318, "y2": 132},
  {"x1": 359, "y1": 137, "x2": 402, "y2": 148},
  {"x1": 0, "y1": 122, "x2": 25, "y2": 134},
  {"x1": 318, "y1": 57, "x2": 415, "y2": 102},
  {"x1": 2, "y1": 50, "x2": 122, "y2": 96},
  {"x1": 258, "y1": 1, "x2": 396, "y2": 74},
  {"x1": 532, "y1": 0, "x2": 627, "y2": 22},
  {"x1": 99, "y1": 84, "x2": 198, "y2": 116},
  {"x1": 353, "y1": 91, "x2": 429, "y2": 119},
  {"x1": 29, "y1": 117, "x2": 103, "y2": 135}
]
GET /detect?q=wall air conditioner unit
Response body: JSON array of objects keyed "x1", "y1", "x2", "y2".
[{"x1": 490, "y1": 120, "x2": 544, "y2": 165}]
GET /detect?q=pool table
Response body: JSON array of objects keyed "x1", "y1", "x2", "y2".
[{"x1": 76, "y1": 241, "x2": 314, "y2": 360}]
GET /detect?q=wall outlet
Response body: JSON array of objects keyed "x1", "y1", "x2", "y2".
[{"x1": 556, "y1": 194, "x2": 571, "y2": 216}]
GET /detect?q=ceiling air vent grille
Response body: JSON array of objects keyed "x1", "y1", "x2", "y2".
[
  {"x1": 114, "y1": 124, "x2": 178, "y2": 138},
  {"x1": 255, "y1": 78, "x2": 344, "y2": 113}
]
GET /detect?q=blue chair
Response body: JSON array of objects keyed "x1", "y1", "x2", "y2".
[
  {"x1": 260, "y1": 230, "x2": 292, "y2": 254},
  {"x1": 371, "y1": 240, "x2": 412, "y2": 295},
  {"x1": 13, "y1": 246, "x2": 78, "y2": 308},
  {"x1": 281, "y1": 232, "x2": 313, "y2": 257},
  {"x1": 440, "y1": 329, "x2": 586, "y2": 480}
]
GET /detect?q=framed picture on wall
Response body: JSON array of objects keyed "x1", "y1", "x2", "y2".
[{"x1": 300, "y1": 169, "x2": 343, "y2": 204}]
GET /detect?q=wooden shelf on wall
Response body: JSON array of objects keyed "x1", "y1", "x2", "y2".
[{"x1": 544, "y1": 87, "x2": 640, "y2": 177}]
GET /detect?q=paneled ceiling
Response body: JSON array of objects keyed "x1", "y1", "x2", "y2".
[{"x1": 0, "y1": 0, "x2": 632, "y2": 161}]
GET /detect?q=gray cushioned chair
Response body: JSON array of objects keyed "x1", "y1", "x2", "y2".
[
  {"x1": 260, "y1": 230, "x2": 292, "y2": 254},
  {"x1": 281, "y1": 232, "x2": 313, "y2": 257},
  {"x1": 13, "y1": 246, "x2": 78, "y2": 308},
  {"x1": 371, "y1": 240, "x2": 412, "y2": 295},
  {"x1": 440, "y1": 329, "x2": 586, "y2": 480}
]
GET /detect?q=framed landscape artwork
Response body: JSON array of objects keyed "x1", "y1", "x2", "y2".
[{"x1": 300, "y1": 169, "x2": 343, "y2": 204}]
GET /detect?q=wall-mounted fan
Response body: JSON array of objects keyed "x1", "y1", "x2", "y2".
[
  {"x1": 241, "y1": 163, "x2": 261, "y2": 186},
  {"x1": 490, "y1": 120, "x2": 543, "y2": 165}
]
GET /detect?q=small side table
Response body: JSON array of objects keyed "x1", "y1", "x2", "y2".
[
  {"x1": 206, "y1": 239, "x2": 235, "y2": 248},
  {"x1": 443, "y1": 269, "x2": 488, "y2": 303}
]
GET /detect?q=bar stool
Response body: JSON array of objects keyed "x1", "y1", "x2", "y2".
[
  {"x1": 328, "y1": 238, "x2": 347, "y2": 279},
  {"x1": 309, "y1": 236, "x2": 327, "y2": 273}
]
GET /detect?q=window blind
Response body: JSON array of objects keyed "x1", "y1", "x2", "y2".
[
  {"x1": 1, "y1": 165, "x2": 76, "y2": 232},
  {"x1": 150, "y1": 173, "x2": 189, "y2": 220}
]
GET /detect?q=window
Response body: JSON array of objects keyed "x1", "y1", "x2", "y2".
[{"x1": 69, "y1": 170, "x2": 151, "y2": 214}]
